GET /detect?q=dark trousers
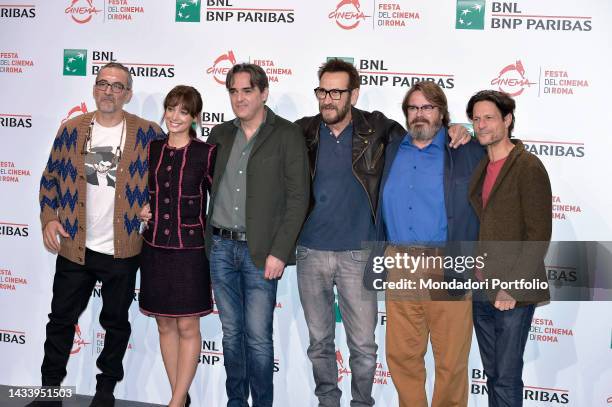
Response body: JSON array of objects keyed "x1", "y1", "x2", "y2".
[
  {"x1": 41, "y1": 249, "x2": 138, "y2": 392},
  {"x1": 472, "y1": 291, "x2": 535, "y2": 407}
]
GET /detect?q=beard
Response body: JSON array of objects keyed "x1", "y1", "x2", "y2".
[
  {"x1": 408, "y1": 117, "x2": 442, "y2": 143},
  {"x1": 96, "y1": 96, "x2": 118, "y2": 113},
  {"x1": 320, "y1": 98, "x2": 351, "y2": 125}
]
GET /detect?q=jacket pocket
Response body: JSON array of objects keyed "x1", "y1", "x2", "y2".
[
  {"x1": 296, "y1": 245, "x2": 309, "y2": 261},
  {"x1": 350, "y1": 250, "x2": 370, "y2": 263},
  {"x1": 180, "y1": 223, "x2": 204, "y2": 247},
  {"x1": 362, "y1": 142, "x2": 384, "y2": 173},
  {"x1": 180, "y1": 195, "x2": 201, "y2": 219}
]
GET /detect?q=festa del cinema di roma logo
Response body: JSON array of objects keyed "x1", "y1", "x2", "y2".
[
  {"x1": 65, "y1": 0, "x2": 102, "y2": 24},
  {"x1": 328, "y1": 0, "x2": 371, "y2": 30},
  {"x1": 336, "y1": 349, "x2": 390, "y2": 384},
  {"x1": 206, "y1": 50, "x2": 237, "y2": 85},
  {"x1": 490, "y1": 60, "x2": 536, "y2": 97},
  {"x1": 62, "y1": 103, "x2": 89, "y2": 124},
  {"x1": 336, "y1": 349, "x2": 351, "y2": 382},
  {"x1": 70, "y1": 324, "x2": 91, "y2": 355}
]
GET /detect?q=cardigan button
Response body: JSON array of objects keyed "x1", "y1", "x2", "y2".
[
  {"x1": 163, "y1": 214, "x2": 170, "y2": 220},
  {"x1": 164, "y1": 229, "x2": 170, "y2": 235},
  {"x1": 189, "y1": 230, "x2": 195, "y2": 236},
  {"x1": 188, "y1": 200, "x2": 194, "y2": 205},
  {"x1": 164, "y1": 198, "x2": 170, "y2": 204},
  {"x1": 164, "y1": 181, "x2": 170, "y2": 188},
  {"x1": 169, "y1": 151, "x2": 174, "y2": 157},
  {"x1": 166, "y1": 165, "x2": 172, "y2": 172}
]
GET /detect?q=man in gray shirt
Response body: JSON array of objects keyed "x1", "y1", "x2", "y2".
[{"x1": 205, "y1": 63, "x2": 310, "y2": 407}]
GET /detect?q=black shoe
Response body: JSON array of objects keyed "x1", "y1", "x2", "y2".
[
  {"x1": 185, "y1": 393, "x2": 191, "y2": 407},
  {"x1": 88, "y1": 391, "x2": 115, "y2": 407}
]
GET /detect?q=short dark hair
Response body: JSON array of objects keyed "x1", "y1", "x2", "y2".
[
  {"x1": 466, "y1": 90, "x2": 516, "y2": 137},
  {"x1": 163, "y1": 85, "x2": 203, "y2": 138},
  {"x1": 318, "y1": 58, "x2": 360, "y2": 90},
  {"x1": 96, "y1": 62, "x2": 133, "y2": 90},
  {"x1": 225, "y1": 63, "x2": 269, "y2": 93},
  {"x1": 402, "y1": 81, "x2": 450, "y2": 128}
]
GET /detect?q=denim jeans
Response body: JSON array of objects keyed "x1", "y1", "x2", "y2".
[
  {"x1": 473, "y1": 290, "x2": 536, "y2": 407},
  {"x1": 296, "y1": 246, "x2": 378, "y2": 407},
  {"x1": 210, "y1": 235, "x2": 278, "y2": 407}
]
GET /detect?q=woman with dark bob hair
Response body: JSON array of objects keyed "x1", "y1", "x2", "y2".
[{"x1": 139, "y1": 85, "x2": 215, "y2": 407}]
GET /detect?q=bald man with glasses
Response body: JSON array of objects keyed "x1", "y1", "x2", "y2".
[{"x1": 34, "y1": 62, "x2": 164, "y2": 407}]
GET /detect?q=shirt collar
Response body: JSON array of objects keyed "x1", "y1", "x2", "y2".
[
  {"x1": 320, "y1": 121, "x2": 353, "y2": 140},
  {"x1": 403, "y1": 126, "x2": 446, "y2": 149}
]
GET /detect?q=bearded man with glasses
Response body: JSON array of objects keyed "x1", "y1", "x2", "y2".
[
  {"x1": 378, "y1": 81, "x2": 485, "y2": 407},
  {"x1": 294, "y1": 59, "x2": 471, "y2": 407},
  {"x1": 34, "y1": 62, "x2": 164, "y2": 407}
]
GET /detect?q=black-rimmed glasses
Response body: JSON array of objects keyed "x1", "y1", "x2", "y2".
[
  {"x1": 95, "y1": 80, "x2": 129, "y2": 93},
  {"x1": 314, "y1": 87, "x2": 351, "y2": 100},
  {"x1": 406, "y1": 104, "x2": 438, "y2": 114}
]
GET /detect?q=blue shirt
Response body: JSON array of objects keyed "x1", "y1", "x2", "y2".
[
  {"x1": 299, "y1": 122, "x2": 375, "y2": 251},
  {"x1": 382, "y1": 128, "x2": 448, "y2": 244}
]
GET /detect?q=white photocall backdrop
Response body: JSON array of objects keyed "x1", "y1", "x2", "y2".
[{"x1": 1, "y1": 1, "x2": 611, "y2": 406}]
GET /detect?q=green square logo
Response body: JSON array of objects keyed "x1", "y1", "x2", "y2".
[
  {"x1": 63, "y1": 49, "x2": 87, "y2": 76},
  {"x1": 327, "y1": 57, "x2": 355, "y2": 65},
  {"x1": 456, "y1": 0, "x2": 485, "y2": 30},
  {"x1": 176, "y1": 0, "x2": 200, "y2": 22}
]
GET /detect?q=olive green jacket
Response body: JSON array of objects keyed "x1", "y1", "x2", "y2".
[{"x1": 205, "y1": 107, "x2": 310, "y2": 269}]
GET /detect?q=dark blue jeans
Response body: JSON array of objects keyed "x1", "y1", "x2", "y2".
[
  {"x1": 209, "y1": 235, "x2": 278, "y2": 407},
  {"x1": 473, "y1": 290, "x2": 535, "y2": 407}
]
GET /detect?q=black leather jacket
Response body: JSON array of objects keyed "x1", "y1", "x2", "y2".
[{"x1": 295, "y1": 107, "x2": 405, "y2": 222}]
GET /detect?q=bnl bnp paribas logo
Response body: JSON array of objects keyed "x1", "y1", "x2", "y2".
[
  {"x1": 455, "y1": 0, "x2": 592, "y2": 32},
  {"x1": 63, "y1": 49, "x2": 87, "y2": 76},
  {"x1": 455, "y1": 0, "x2": 485, "y2": 29},
  {"x1": 176, "y1": 0, "x2": 201, "y2": 22}
]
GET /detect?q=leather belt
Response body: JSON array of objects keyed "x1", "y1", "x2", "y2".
[
  {"x1": 389, "y1": 245, "x2": 444, "y2": 256},
  {"x1": 213, "y1": 226, "x2": 247, "y2": 242}
]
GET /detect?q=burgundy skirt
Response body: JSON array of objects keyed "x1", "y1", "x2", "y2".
[{"x1": 139, "y1": 242, "x2": 213, "y2": 317}]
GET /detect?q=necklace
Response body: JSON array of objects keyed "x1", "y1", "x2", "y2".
[{"x1": 81, "y1": 113, "x2": 126, "y2": 167}]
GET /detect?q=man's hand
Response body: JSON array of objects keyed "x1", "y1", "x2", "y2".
[
  {"x1": 140, "y1": 204, "x2": 152, "y2": 223},
  {"x1": 448, "y1": 124, "x2": 471, "y2": 148},
  {"x1": 264, "y1": 255, "x2": 286, "y2": 280},
  {"x1": 494, "y1": 289, "x2": 517, "y2": 311},
  {"x1": 43, "y1": 220, "x2": 69, "y2": 253}
]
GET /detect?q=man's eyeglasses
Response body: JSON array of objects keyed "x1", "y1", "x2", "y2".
[
  {"x1": 406, "y1": 104, "x2": 438, "y2": 114},
  {"x1": 95, "y1": 80, "x2": 129, "y2": 93},
  {"x1": 314, "y1": 87, "x2": 351, "y2": 100}
]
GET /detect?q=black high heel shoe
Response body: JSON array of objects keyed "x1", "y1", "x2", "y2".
[{"x1": 185, "y1": 393, "x2": 191, "y2": 407}]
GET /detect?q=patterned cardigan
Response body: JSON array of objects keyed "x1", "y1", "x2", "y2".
[{"x1": 39, "y1": 111, "x2": 165, "y2": 265}]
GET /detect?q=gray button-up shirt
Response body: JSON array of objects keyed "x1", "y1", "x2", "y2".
[{"x1": 211, "y1": 118, "x2": 264, "y2": 232}]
